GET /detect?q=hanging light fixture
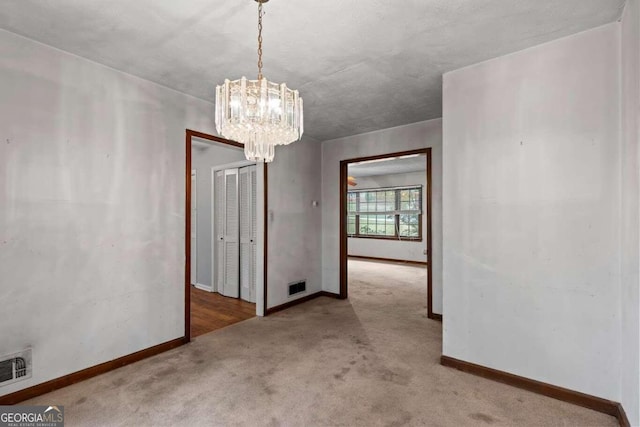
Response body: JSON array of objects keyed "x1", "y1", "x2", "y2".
[{"x1": 215, "y1": 0, "x2": 304, "y2": 163}]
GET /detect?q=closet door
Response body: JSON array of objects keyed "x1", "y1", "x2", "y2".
[
  {"x1": 214, "y1": 170, "x2": 225, "y2": 293},
  {"x1": 221, "y1": 168, "x2": 240, "y2": 298},
  {"x1": 249, "y1": 166, "x2": 257, "y2": 303},
  {"x1": 239, "y1": 166, "x2": 257, "y2": 303}
]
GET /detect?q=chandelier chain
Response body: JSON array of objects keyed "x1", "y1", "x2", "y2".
[{"x1": 257, "y1": 1, "x2": 263, "y2": 80}]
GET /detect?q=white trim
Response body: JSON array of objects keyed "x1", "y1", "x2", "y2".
[
  {"x1": 211, "y1": 170, "x2": 218, "y2": 293},
  {"x1": 195, "y1": 283, "x2": 213, "y2": 292},
  {"x1": 255, "y1": 162, "x2": 266, "y2": 316},
  {"x1": 239, "y1": 165, "x2": 257, "y2": 303}
]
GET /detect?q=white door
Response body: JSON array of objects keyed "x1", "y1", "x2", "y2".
[
  {"x1": 221, "y1": 168, "x2": 240, "y2": 298},
  {"x1": 239, "y1": 166, "x2": 257, "y2": 303},
  {"x1": 214, "y1": 170, "x2": 224, "y2": 293},
  {"x1": 191, "y1": 170, "x2": 197, "y2": 285}
]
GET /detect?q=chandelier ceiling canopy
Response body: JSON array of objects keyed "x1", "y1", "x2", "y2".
[{"x1": 215, "y1": 0, "x2": 303, "y2": 163}]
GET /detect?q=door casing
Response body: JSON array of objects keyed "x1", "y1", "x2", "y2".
[
  {"x1": 338, "y1": 148, "x2": 439, "y2": 320},
  {"x1": 185, "y1": 129, "x2": 269, "y2": 343}
]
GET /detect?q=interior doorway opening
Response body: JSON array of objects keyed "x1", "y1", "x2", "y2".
[
  {"x1": 339, "y1": 149, "x2": 439, "y2": 320},
  {"x1": 185, "y1": 130, "x2": 267, "y2": 341}
]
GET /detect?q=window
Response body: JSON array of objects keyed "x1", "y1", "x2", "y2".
[{"x1": 347, "y1": 186, "x2": 422, "y2": 240}]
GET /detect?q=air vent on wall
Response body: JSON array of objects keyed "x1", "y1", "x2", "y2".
[
  {"x1": 0, "y1": 349, "x2": 32, "y2": 386},
  {"x1": 288, "y1": 280, "x2": 306, "y2": 296}
]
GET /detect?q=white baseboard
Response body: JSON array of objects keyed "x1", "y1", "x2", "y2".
[{"x1": 195, "y1": 283, "x2": 214, "y2": 292}]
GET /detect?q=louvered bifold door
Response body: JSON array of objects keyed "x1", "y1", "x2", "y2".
[
  {"x1": 239, "y1": 166, "x2": 257, "y2": 303},
  {"x1": 221, "y1": 168, "x2": 240, "y2": 298},
  {"x1": 214, "y1": 170, "x2": 225, "y2": 293}
]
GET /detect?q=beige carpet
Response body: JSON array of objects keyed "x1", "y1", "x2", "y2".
[{"x1": 24, "y1": 260, "x2": 617, "y2": 426}]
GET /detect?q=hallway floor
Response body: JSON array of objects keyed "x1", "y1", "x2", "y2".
[
  {"x1": 24, "y1": 260, "x2": 616, "y2": 426},
  {"x1": 190, "y1": 286, "x2": 255, "y2": 338}
]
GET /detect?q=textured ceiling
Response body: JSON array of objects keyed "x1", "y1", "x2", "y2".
[
  {"x1": 349, "y1": 155, "x2": 426, "y2": 178},
  {"x1": 0, "y1": 0, "x2": 626, "y2": 141}
]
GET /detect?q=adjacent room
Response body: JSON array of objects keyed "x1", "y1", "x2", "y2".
[
  {"x1": 0, "y1": 0, "x2": 638, "y2": 426},
  {"x1": 345, "y1": 153, "x2": 439, "y2": 320},
  {"x1": 189, "y1": 134, "x2": 261, "y2": 337}
]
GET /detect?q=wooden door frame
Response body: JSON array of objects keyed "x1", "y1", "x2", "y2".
[
  {"x1": 339, "y1": 148, "x2": 440, "y2": 320},
  {"x1": 185, "y1": 129, "x2": 269, "y2": 342}
]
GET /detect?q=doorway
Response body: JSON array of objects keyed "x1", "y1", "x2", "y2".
[
  {"x1": 339, "y1": 148, "x2": 439, "y2": 320},
  {"x1": 185, "y1": 129, "x2": 268, "y2": 341}
]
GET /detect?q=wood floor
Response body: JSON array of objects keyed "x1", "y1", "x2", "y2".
[{"x1": 190, "y1": 286, "x2": 256, "y2": 338}]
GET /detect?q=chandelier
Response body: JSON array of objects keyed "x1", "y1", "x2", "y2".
[{"x1": 215, "y1": 0, "x2": 304, "y2": 163}]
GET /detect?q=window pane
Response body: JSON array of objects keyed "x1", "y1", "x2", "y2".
[
  {"x1": 385, "y1": 214, "x2": 396, "y2": 235},
  {"x1": 359, "y1": 214, "x2": 373, "y2": 235},
  {"x1": 358, "y1": 214, "x2": 395, "y2": 236},
  {"x1": 359, "y1": 192, "x2": 374, "y2": 212},
  {"x1": 354, "y1": 189, "x2": 397, "y2": 213},
  {"x1": 399, "y1": 214, "x2": 420, "y2": 237},
  {"x1": 347, "y1": 192, "x2": 357, "y2": 213},
  {"x1": 385, "y1": 191, "x2": 396, "y2": 212},
  {"x1": 372, "y1": 192, "x2": 380, "y2": 212},
  {"x1": 400, "y1": 188, "x2": 421, "y2": 211},
  {"x1": 347, "y1": 214, "x2": 356, "y2": 235}
]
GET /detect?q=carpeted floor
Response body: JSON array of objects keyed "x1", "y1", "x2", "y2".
[{"x1": 24, "y1": 260, "x2": 617, "y2": 426}]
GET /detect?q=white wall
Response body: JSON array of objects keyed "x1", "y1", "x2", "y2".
[
  {"x1": 0, "y1": 29, "x2": 215, "y2": 396},
  {"x1": 191, "y1": 143, "x2": 246, "y2": 290},
  {"x1": 348, "y1": 171, "x2": 428, "y2": 263},
  {"x1": 443, "y1": 23, "x2": 621, "y2": 401},
  {"x1": 0, "y1": 28, "x2": 323, "y2": 396},
  {"x1": 321, "y1": 119, "x2": 443, "y2": 314},
  {"x1": 267, "y1": 136, "x2": 322, "y2": 308},
  {"x1": 621, "y1": 0, "x2": 640, "y2": 424}
]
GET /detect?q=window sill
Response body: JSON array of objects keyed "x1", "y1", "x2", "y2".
[{"x1": 347, "y1": 235, "x2": 422, "y2": 242}]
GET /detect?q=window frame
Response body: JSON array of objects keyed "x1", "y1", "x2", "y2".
[{"x1": 347, "y1": 185, "x2": 423, "y2": 241}]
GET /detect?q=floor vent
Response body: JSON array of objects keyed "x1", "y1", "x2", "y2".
[
  {"x1": 288, "y1": 280, "x2": 306, "y2": 296},
  {"x1": 0, "y1": 349, "x2": 32, "y2": 386}
]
